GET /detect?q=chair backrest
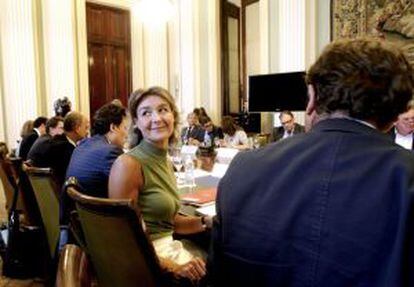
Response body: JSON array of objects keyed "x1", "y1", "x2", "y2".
[
  {"x1": 66, "y1": 185, "x2": 164, "y2": 287},
  {"x1": 0, "y1": 157, "x2": 18, "y2": 214},
  {"x1": 8, "y1": 159, "x2": 43, "y2": 226},
  {"x1": 56, "y1": 244, "x2": 95, "y2": 287},
  {"x1": 24, "y1": 165, "x2": 60, "y2": 259}
]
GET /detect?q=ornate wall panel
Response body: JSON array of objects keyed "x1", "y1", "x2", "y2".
[{"x1": 332, "y1": 0, "x2": 414, "y2": 65}]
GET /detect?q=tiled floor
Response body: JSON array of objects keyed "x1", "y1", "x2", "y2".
[{"x1": 0, "y1": 185, "x2": 44, "y2": 287}]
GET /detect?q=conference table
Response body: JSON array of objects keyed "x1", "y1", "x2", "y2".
[
  {"x1": 177, "y1": 168, "x2": 222, "y2": 217},
  {"x1": 175, "y1": 146, "x2": 242, "y2": 214}
]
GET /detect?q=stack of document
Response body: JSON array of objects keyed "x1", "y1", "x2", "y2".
[{"x1": 195, "y1": 204, "x2": 216, "y2": 216}]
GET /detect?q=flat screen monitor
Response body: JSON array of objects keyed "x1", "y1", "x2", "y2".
[{"x1": 248, "y1": 71, "x2": 308, "y2": 112}]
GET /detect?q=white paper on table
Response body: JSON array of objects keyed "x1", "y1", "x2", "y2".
[
  {"x1": 215, "y1": 147, "x2": 239, "y2": 164},
  {"x1": 211, "y1": 163, "x2": 229, "y2": 178},
  {"x1": 195, "y1": 203, "x2": 216, "y2": 216},
  {"x1": 181, "y1": 145, "x2": 198, "y2": 158},
  {"x1": 193, "y1": 169, "x2": 210, "y2": 178}
]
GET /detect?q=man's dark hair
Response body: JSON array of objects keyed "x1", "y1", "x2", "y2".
[
  {"x1": 306, "y1": 38, "x2": 414, "y2": 130},
  {"x1": 46, "y1": 116, "x2": 64, "y2": 134},
  {"x1": 92, "y1": 103, "x2": 127, "y2": 136},
  {"x1": 199, "y1": 115, "x2": 212, "y2": 126},
  {"x1": 33, "y1": 117, "x2": 48, "y2": 128},
  {"x1": 64, "y1": 112, "x2": 84, "y2": 132}
]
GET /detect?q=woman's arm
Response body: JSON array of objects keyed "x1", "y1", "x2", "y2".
[
  {"x1": 108, "y1": 154, "x2": 143, "y2": 201},
  {"x1": 233, "y1": 130, "x2": 249, "y2": 150},
  {"x1": 173, "y1": 214, "x2": 212, "y2": 234}
]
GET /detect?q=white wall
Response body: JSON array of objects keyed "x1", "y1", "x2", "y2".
[
  {"x1": 0, "y1": 0, "x2": 329, "y2": 147},
  {"x1": 246, "y1": 2, "x2": 261, "y2": 77},
  {"x1": 317, "y1": 0, "x2": 331, "y2": 55},
  {"x1": 42, "y1": 0, "x2": 77, "y2": 114}
]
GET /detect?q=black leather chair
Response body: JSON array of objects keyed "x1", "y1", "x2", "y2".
[
  {"x1": 24, "y1": 166, "x2": 60, "y2": 259},
  {"x1": 66, "y1": 183, "x2": 167, "y2": 287}
]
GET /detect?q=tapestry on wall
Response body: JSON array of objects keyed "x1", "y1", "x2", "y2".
[{"x1": 331, "y1": 0, "x2": 414, "y2": 65}]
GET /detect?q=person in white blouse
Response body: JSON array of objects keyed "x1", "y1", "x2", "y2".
[
  {"x1": 390, "y1": 100, "x2": 414, "y2": 150},
  {"x1": 221, "y1": 116, "x2": 249, "y2": 149}
]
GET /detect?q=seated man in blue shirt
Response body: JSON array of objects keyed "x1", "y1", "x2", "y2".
[{"x1": 208, "y1": 38, "x2": 414, "y2": 286}]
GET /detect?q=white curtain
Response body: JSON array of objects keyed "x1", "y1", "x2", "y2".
[{"x1": 0, "y1": 0, "x2": 39, "y2": 149}]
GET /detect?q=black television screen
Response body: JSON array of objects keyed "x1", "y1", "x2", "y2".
[{"x1": 248, "y1": 71, "x2": 308, "y2": 112}]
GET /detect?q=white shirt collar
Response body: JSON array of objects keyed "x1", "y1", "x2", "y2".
[
  {"x1": 66, "y1": 135, "x2": 77, "y2": 147},
  {"x1": 394, "y1": 128, "x2": 413, "y2": 150},
  {"x1": 33, "y1": 128, "x2": 41, "y2": 136}
]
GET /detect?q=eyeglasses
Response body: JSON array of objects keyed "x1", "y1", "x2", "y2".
[{"x1": 281, "y1": 118, "x2": 293, "y2": 125}]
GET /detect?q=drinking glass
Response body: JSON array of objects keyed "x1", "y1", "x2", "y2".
[
  {"x1": 171, "y1": 149, "x2": 184, "y2": 184},
  {"x1": 253, "y1": 137, "x2": 260, "y2": 149}
]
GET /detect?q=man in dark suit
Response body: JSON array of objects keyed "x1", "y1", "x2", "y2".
[
  {"x1": 388, "y1": 100, "x2": 414, "y2": 150},
  {"x1": 272, "y1": 110, "x2": 304, "y2": 142},
  {"x1": 27, "y1": 116, "x2": 64, "y2": 166},
  {"x1": 181, "y1": 112, "x2": 205, "y2": 144},
  {"x1": 199, "y1": 115, "x2": 224, "y2": 147},
  {"x1": 208, "y1": 39, "x2": 414, "y2": 286},
  {"x1": 62, "y1": 103, "x2": 127, "y2": 229},
  {"x1": 50, "y1": 112, "x2": 89, "y2": 186},
  {"x1": 66, "y1": 103, "x2": 127, "y2": 198},
  {"x1": 18, "y1": 116, "x2": 48, "y2": 160},
  {"x1": 29, "y1": 112, "x2": 89, "y2": 187}
]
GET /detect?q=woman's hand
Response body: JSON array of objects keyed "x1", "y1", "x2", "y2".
[
  {"x1": 202, "y1": 215, "x2": 213, "y2": 229},
  {"x1": 219, "y1": 139, "x2": 227, "y2": 147},
  {"x1": 176, "y1": 257, "x2": 206, "y2": 282}
]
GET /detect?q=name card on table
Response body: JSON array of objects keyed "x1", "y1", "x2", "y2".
[{"x1": 181, "y1": 145, "x2": 198, "y2": 158}]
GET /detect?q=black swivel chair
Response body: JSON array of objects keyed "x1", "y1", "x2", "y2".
[{"x1": 66, "y1": 182, "x2": 176, "y2": 287}]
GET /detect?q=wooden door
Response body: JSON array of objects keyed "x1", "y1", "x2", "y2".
[{"x1": 86, "y1": 3, "x2": 132, "y2": 118}]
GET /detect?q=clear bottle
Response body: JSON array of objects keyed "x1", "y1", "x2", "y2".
[{"x1": 184, "y1": 155, "x2": 195, "y2": 188}]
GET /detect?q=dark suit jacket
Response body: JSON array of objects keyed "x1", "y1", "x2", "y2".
[
  {"x1": 19, "y1": 130, "x2": 39, "y2": 160},
  {"x1": 202, "y1": 126, "x2": 224, "y2": 146},
  {"x1": 207, "y1": 126, "x2": 224, "y2": 140},
  {"x1": 48, "y1": 134, "x2": 76, "y2": 187},
  {"x1": 62, "y1": 135, "x2": 123, "y2": 225},
  {"x1": 388, "y1": 128, "x2": 414, "y2": 150},
  {"x1": 66, "y1": 135, "x2": 123, "y2": 197},
  {"x1": 27, "y1": 135, "x2": 52, "y2": 167},
  {"x1": 272, "y1": 123, "x2": 304, "y2": 142},
  {"x1": 181, "y1": 125, "x2": 205, "y2": 143},
  {"x1": 208, "y1": 119, "x2": 414, "y2": 287}
]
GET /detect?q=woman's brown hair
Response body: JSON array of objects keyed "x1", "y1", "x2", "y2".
[{"x1": 128, "y1": 87, "x2": 179, "y2": 147}]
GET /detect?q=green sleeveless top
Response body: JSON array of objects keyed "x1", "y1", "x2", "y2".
[{"x1": 128, "y1": 140, "x2": 180, "y2": 239}]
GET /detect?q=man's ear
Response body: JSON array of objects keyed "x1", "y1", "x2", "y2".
[
  {"x1": 306, "y1": 84, "x2": 316, "y2": 116},
  {"x1": 109, "y1": 123, "x2": 117, "y2": 133}
]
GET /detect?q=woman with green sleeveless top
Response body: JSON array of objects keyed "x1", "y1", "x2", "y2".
[{"x1": 108, "y1": 87, "x2": 210, "y2": 283}]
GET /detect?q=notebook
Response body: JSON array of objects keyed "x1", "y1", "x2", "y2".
[{"x1": 181, "y1": 187, "x2": 217, "y2": 206}]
